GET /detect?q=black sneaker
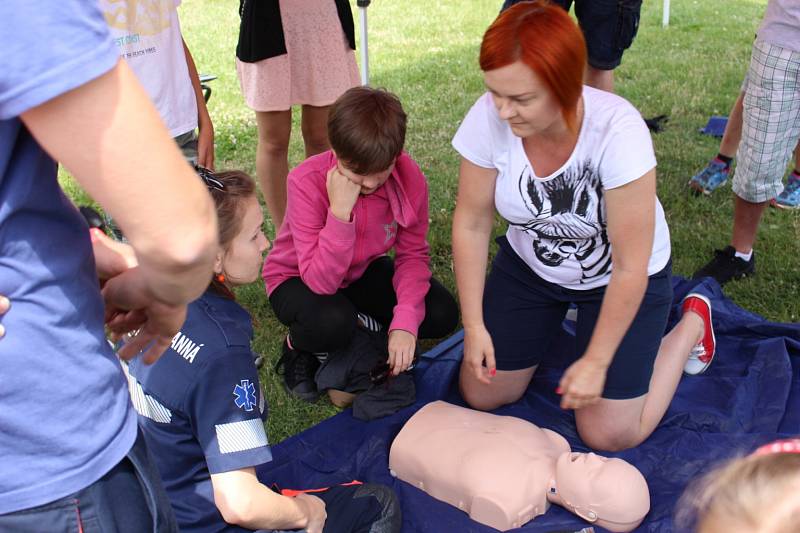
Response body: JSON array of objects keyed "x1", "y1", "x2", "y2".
[
  {"x1": 274, "y1": 338, "x2": 320, "y2": 402},
  {"x1": 692, "y1": 246, "x2": 755, "y2": 285}
]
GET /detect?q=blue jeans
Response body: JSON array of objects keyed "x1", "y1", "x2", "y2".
[{"x1": 0, "y1": 429, "x2": 177, "y2": 532}]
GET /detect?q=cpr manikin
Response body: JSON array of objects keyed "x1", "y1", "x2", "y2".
[{"x1": 388, "y1": 401, "x2": 650, "y2": 532}]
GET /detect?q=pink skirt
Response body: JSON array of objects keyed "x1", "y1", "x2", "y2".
[{"x1": 236, "y1": 0, "x2": 361, "y2": 111}]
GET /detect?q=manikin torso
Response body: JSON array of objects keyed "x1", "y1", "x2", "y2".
[{"x1": 389, "y1": 401, "x2": 649, "y2": 532}]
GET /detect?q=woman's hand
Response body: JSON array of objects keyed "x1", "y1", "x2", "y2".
[
  {"x1": 326, "y1": 167, "x2": 361, "y2": 222},
  {"x1": 558, "y1": 355, "x2": 609, "y2": 410},
  {"x1": 388, "y1": 329, "x2": 416, "y2": 375},
  {"x1": 294, "y1": 493, "x2": 327, "y2": 533},
  {"x1": 463, "y1": 324, "x2": 496, "y2": 384},
  {"x1": 0, "y1": 295, "x2": 9, "y2": 339}
]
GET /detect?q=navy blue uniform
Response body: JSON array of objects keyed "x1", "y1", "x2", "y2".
[{"x1": 128, "y1": 290, "x2": 271, "y2": 533}]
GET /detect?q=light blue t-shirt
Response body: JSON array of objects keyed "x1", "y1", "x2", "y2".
[{"x1": 0, "y1": 1, "x2": 137, "y2": 514}]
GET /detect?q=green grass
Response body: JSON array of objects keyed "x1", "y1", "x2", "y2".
[{"x1": 62, "y1": 0, "x2": 798, "y2": 442}]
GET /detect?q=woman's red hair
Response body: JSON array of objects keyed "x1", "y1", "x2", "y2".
[{"x1": 479, "y1": 1, "x2": 587, "y2": 132}]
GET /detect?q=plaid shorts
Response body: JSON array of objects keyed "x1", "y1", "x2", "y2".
[{"x1": 734, "y1": 40, "x2": 800, "y2": 203}]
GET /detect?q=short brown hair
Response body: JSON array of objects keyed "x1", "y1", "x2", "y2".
[{"x1": 328, "y1": 86, "x2": 407, "y2": 175}]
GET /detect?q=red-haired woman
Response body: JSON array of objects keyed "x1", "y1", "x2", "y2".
[{"x1": 452, "y1": 1, "x2": 716, "y2": 452}]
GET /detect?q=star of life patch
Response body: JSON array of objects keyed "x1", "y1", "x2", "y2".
[{"x1": 233, "y1": 379, "x2": 257, "y2": 412}]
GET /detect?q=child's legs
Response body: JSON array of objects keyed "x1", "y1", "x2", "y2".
[
  {"x1": 342, "y1": 256, "x2": 459, "y2": 339},
  {"x1": 255, "y1": 110, "x2": 292, "y2": 229},
  {"x1": 269, "y1": 277, "x2": 358, "y2": 353},
  {"x1": 573, "y1": 264, "x2": 702, "y2": 451},
  {"x1": 419, "y1": 278, "x2": 459, "y2": 338},
  {"x1": 300, "y1": 104, "x2": 331, "y2": 158},
  {"x1": 720, "y1": 89, "x2": 745, "y2": 158},
  {"x1": 733, "y1": 41, "x2": 800, "y2": 205}
]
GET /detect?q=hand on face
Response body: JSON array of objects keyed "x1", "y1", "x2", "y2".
[
  {"x1": 388, "y1": 329, "x2": 417, "y2": 375},
  {"x1": 557, "y1": 355, "x2": 608, "y2": 410},
  {"x1": 326, "y1": 166, "x2": 362, "y2": 222}
]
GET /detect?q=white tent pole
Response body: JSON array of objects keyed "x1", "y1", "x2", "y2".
[
  {"x1": 662, "y1": 0, "x2": 670, "y2": 27},
  {"x1": 358, "y1": 0, "x2": 371, "y2": 85}
]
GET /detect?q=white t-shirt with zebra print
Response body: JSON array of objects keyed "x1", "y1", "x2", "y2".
[{"x1": 453, "y1": 85, "x2": 671, "y2": 290}]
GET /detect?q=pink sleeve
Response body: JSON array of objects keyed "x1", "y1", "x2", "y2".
[
  {"x1": 389, "y1": 165, "x2": 431, "y2": 336},
  {"x1": 286, "y1": 173, "x2": 355, "y2": 295}
]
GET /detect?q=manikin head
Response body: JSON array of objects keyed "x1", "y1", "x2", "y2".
[{"x1": 553, "y1": 452, "x2": 650, "y2": 532}]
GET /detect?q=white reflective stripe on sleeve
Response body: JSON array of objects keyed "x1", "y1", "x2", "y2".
[
  {"x1": 122, "y1": 362, "x2": 172, "y2": 423},
  {"x1": 216, "y1": 419, "x2": 268, "y2": 454}
]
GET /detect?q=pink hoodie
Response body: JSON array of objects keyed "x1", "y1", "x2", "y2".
[{"x1": 263, "y1": 150, "x2": 431, "y2": 336}]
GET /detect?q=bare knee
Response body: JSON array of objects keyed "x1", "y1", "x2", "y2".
[
  {"x1": 461, "y1": 388, "x2": 514, "y2": 411},
  {"x1": 301, "y1": 128, "x2": 329, "y2": 156},
  {"x1": 459, "y1": 375, "x2": 523, "y2": 412},
  {"x1": 301, "y1": 108, "x2": 330, "y2": 156},
  {"x1": 255, "y1": 111, "x2": 291, "y2": 157},
  {"x1": 259, "y1": 138, "x2": 289, "y2": 159},
  {"x1": 577, "y1": 423, "x2": 643, "y2": 452}
]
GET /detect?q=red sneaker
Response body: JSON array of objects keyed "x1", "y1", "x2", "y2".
[{"x1": 682, "y1": 293, "x2": 716, "y2": 375}]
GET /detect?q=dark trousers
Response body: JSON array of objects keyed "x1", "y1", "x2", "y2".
[
  {"x1": 0, "y1": 429, "x2": 177, "y2": 533},
  {"x1": 270, "y1": 256, "x2": 459, "y2": 353},
  {"x1": 260, "y1": 483, "x2": 401, "y2": 533}
]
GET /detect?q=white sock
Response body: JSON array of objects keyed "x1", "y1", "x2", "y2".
[{"x1": 734, "y1": 249, "x2": 753, "y2": 262}]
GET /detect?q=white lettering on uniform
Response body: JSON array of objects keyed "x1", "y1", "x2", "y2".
[{"x1": 170, "y1": 332, "x2": 203, "y2": 363}]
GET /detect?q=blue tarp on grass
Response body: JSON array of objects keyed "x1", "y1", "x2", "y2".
[{"x1": 257, "y1": 278, "x2": 800, "y2": 532}]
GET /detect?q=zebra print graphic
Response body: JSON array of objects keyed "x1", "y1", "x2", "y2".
[{"x1": 511, "y1": 160, "x2": 612, "y2": 284}]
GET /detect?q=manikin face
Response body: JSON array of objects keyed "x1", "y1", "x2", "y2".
[
  {"x1": 483, "y1": 61, "x2": 566, "y2": 138},
  {"x1": 217, "y1": 195, "x2": 270, "y2": 286},
  {"x1": 555, "y1": 452, "x2": 650, "y2": 530},
  {"x1": 338, "y1": 161, "x2": 396, "y2": 195}
]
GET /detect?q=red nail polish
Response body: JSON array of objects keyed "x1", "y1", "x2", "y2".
[
  {"x1": 556, "y1": 387, "x2": 563, "y2": 395},
  {"x1": 489, "y1": 368, "x2": 496, "y2": 377}
]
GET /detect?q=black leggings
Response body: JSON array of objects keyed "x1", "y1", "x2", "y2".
[{"x1": 269, "y1": 256, "x2": 459, "y2": 353}]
